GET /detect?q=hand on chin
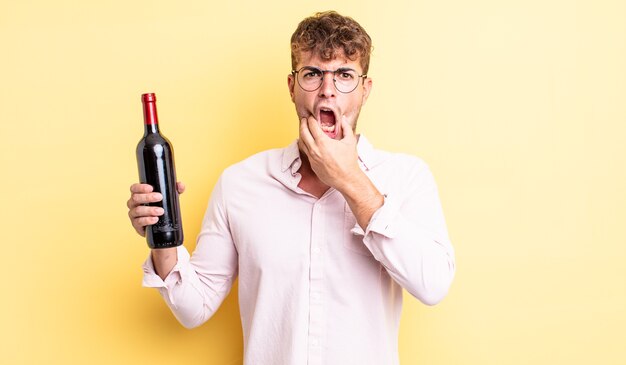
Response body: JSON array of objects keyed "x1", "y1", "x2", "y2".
[{"x1": 298, "y1": 115, "x2": 359, "y2": 190}]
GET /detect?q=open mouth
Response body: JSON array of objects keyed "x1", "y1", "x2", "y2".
[{"x1": 319, "y1": 108, "x2": 337, "y2": 138}]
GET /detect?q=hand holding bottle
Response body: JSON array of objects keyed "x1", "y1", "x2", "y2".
[{"x1": 127, "y1": 182, "x2": 186, "y2": 237}]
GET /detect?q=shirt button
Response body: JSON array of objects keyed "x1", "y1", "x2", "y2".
[
  {"x1": 312, "y1": 247, "x2": 321, "y2": 254},
  {"x1": 311, "y1": 293, "x2": 319, "y2": 301},
  {"x1": 310, "y1": 339, "x2": 319, "y2": 347}
]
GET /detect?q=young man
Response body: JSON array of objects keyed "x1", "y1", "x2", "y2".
[{"x1": 127, "y1": 11, "x2": 455, "y2": 365}]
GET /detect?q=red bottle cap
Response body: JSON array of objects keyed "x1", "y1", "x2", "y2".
[
  {"x1": 142, "y1": 93, "x2": 156, "y2": 103},
  {"x1": 142, "y1": 93, "x2": 158, "y2": 125}
]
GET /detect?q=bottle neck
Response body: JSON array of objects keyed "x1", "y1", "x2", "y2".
[{"x1": 142, "y1": 98, "x2": 160, "y2": 135}]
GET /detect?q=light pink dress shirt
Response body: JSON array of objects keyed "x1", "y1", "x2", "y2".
[{"x1": 142, "y1": 135, "x2": 456, "y2": 365}]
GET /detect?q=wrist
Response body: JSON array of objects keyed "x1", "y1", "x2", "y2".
[
  {"x1": 151, "y1": 247, "x2": 178, "y2": 280},
  {"x1": 337, "y1": 167, "x2": 368, "y2": 197},
  {"x1": 151, "y1": 247, "x2": 177, "y2": 259},
  {"x1": 340, "y1": 169, "x2": 384, "y2": 210},
  {"x1": 340, "y1": 171, "x2": 384, "y2": 230}
]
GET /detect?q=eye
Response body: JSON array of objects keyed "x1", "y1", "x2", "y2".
[
  {"x1": 337, "y1": 71, "x2": 355, "y2": 80},
  {"x1": 302, "y1": 68, "x2": 322, "y2": 79}
]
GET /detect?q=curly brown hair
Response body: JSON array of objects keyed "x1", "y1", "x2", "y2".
[{"x1": 290, "y1": 11, "x2": 373, "y2": 74}]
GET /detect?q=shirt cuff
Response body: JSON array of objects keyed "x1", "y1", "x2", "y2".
[
  {"x1": 349, "y1": 193, "x2": 399, "y2": 239},
  {"x1": 141, "y1": 245, "x2": 191, "y2": 289}
]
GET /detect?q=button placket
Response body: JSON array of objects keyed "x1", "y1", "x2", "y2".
[{"x1": 307, "y1": 201, "x2": 326, "y2": 365}]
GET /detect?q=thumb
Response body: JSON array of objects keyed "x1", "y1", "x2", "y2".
[
  {"x1": 341, "y1": 119, "x2": 356, "y2": 142},
  {"x1": 176, "y1": 181, "x2": 186, "y2": 194}
]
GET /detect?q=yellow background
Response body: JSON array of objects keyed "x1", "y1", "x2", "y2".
[{"x1": 1, "y1": 0, "x2": 624, "y2": 364}]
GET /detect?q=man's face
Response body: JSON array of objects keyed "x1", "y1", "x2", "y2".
[{"x1": 288, "y1": 50, "x2": 372, "y2": 140}]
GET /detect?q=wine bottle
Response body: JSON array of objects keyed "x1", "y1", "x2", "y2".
[{"x1": 136, "y1": 93, "x2": 184, "y2": 249}]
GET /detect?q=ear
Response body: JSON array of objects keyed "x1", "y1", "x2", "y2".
[
  {"x1": 288, "y1": 74, "x2": 296, "y2": 103},
  {"x1": 361, "y1": 77, "x2": 373, "y2": 105}
]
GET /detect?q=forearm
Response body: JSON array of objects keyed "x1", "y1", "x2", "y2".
[
  {"x1": 354, "y1": 163, "x2": 456, "y2": 305},
  {"x1": 142, "y1": 244, "x2": 236, "y2": 329},
  {"x1": 151, "y1": 247, "x2": 178, "y2": 280},
  {"x1": 141, "y1": 173, "x2": 239, "y2": 329},
  {"x1": 343, "y1": 178, "x2": 456, "y2": 304},
  {"x1": 363, "y1": 224, "x2": 456, "y2": 305}
]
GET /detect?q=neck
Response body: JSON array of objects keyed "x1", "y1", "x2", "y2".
[
  {"x1": 297, "y1": 152, "x2": 317, "y2": 178},
  {"x1": 297, "y1": 149, "x2": 330, "y2": 198}
]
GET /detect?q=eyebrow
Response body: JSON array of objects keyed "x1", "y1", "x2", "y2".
[
  {"x1": 304, "y1": 66, "x2": 356, "y2": 73},
  {"x1": 335, "y1": 67, "x2": 356, "y2": 72}
]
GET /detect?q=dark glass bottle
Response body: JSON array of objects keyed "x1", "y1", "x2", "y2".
[{"x1": 136, "y1": 93, "x2": 184, "y2": 249}]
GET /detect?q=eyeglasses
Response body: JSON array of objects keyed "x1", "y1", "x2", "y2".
[{"x1": 291, "y1": 66, "x2": 367, "y2": 94}]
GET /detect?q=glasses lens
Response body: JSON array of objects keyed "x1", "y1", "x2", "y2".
[
  {"x1": 297, "y1": 67, "x2": 323, "y2": 91},
  {"x1": 334, "y1": 69, "x2": 359, "y2": 93}
]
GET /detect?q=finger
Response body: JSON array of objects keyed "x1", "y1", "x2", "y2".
[
  {"x1": 299, "y1": 117, "x2": 316, "y2": 151},
  {"x1": 128, "y1": 206, "x2": 164, "y2": 219},
  {"x1": 335, "y1": 115, "x2": 344, "y2": 139},
  {"x1": 130, "y1": 183, "x2": 153, "y2": 194},
  {"x1": 134, "y1": 225, "x2": 146, "y2": 237},
  {"x1": 134, "y1": 216, "x2": 159, "y2": 226},
  {"x1": 133, "y1": 216, "x2": 159, "y2": 233},
  {"x1": 177, "y1": 181, "x2": 186, "y2": 194},
  {"x1": 340, "y1": 119, "x2": 356, "y2": 143},
  {"x1": 129, "y1": 192, "x2": 163, "y2": 207},
  {"x1": 306, "y1": 115, "x2": 325, "y2": 141}
]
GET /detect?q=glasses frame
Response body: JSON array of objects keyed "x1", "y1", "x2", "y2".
[{"x1": 291, "y1": 66, "x2": 368, "y2": 94}]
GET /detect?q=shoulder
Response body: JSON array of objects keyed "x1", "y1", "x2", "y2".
[
  {"x1": 373, "y1": 147, "x2": 430, "y2": 175},
  {"x1": 366, "y1": 143, "x2": 438, "y2": 191},
  {"x1": 359, "y1": 135, "x2": 429, "y2": 174},
  {"x1": 390, "y1": 152, "x2": 428, "y2": 169}
]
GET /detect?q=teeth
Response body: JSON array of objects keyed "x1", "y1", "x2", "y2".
[{"x1": 321, "y1": 124, "x2": 336, "y2": 133}]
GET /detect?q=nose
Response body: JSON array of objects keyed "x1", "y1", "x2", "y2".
[{"x1": 318, "y1": 71, "x2": 336, "y2": 98}]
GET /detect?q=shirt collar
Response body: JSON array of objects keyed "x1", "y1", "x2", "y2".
[
  {"x1": 280, "y1": 134, "x2": 384, "y2": 174},
  {"x1": 281, "y1": 139, "x2": 301, "y2": 174}
]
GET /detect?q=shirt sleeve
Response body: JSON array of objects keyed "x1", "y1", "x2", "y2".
[
  {"x1": 351, "y1": 158, "x2": 456, "y2": 306},
  {"x1": 141, "y1": 174, "x2": 239, "y2": 328}
]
